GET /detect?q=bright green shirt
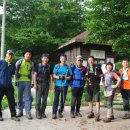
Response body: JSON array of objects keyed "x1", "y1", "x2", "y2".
[{"x1": 17, "y1": 59, "x2": 31, "y2": 82}]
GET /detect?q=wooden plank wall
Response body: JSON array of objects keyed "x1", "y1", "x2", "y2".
[{"x1": 65, "y1": 46, "x2": 81, "y2": 65}]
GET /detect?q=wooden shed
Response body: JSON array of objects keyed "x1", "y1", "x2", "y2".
[{"x1": 57, "y1": 31, "x2": 115, "y2": 66}]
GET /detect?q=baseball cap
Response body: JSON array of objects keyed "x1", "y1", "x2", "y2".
[
  {"x1": 6, "y1": 50, "x2": 14, "y2": 55},
  {"x1": 76, "y1": 55, "x2": 83, "y2": 61}
]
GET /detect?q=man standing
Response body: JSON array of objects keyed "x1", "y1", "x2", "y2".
[
  {"x1": 0, "y1": 50, "x2": 20, "y2": 121},
  {"x1": 70, "y1": 55, "x2": 86, "y2": 118},
  {"x1": 34, "y1": 54, "x2": 52, "y2": 119},
  {"x1": 15, "y1": 50, "x2": 34, "y2": 119},
  {"x1": 119, "y1": 58, "x2": 130, "y2": 119},
  {"x1": 86, "y1": 56, "x2": 103, "y2": 121},
  {"x1": 52, "y1": 54, "x2": 72, "y2": 119}
]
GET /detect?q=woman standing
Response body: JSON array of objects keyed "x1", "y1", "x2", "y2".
[{"x1": 102, "y1": 62, "x2": 121, "y2": 123}]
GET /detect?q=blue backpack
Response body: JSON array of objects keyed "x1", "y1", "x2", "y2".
[{"x1": 70, "y1": 65, "x2": 86, "y2": 87}]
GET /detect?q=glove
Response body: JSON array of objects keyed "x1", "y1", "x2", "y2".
[
  {"x1": 59, "y1": 76, "x2": 65, "y2": 80},
  {"x1": 112, "y1": 85, "x2": 117, "y2": 89}
]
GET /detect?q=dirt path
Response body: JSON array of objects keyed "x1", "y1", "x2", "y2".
[{"x1": 0, "y1": 106, "x2": 130, "y2": 130}]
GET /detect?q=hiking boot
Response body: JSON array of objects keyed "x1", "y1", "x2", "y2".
[
  {"x1": 36, "y1": 111, "x2": 42, "y2": 119},
  {"x1": 11, "y1": 116, "x2": 20, "y2": 122},
  {"x1": 103, "y1": 117, "x2": 111, "y2": 123},
  {"x1": 58, "y1": 112, "x2": 63, "y2": 118},
  {"x1": 41, "y1": 113, "x2": 47, "y2": 118},
  {"x1": 87, "y1": 112, "x2": 94, "y2": 118},
  {"x1": 75, "y1": 112, "x2": 82, "y2": 117},
  {"x1": 122, "y1": 113, "x2": 130, "y2": 119},
  {"x1": 52, "y1": 114, "x2": 57, "y2": 119},
  {"x1": 0, "y1": 116, "x2": 3, "y2": 121},
  {"x1": 36, "y1": 115, "x2": 42, "y2": 119},
  {"x1": 70, "y1": 112, "x2": 75, "y2": 118},
  {"x1": 95, "y1": 114, "x2": 100, "y2": 122},
  {"x1": 36, "y1": 114, "x2": 42, "y2": 119},
  {"x1": 17, "y1": 113, "x2": 23, "y2": 117},
  {"x1": 26, "y1": 114, "x2": 33, "y2": 120}
]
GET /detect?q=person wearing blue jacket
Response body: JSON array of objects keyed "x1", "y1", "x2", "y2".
[
  {"x1": 0, "y1": 50, "x2": 20, "y2": 121},
  {"x1": 52, "y1": 54, "x2": 72, "y2": 119},
  {"x1": 70, "y1": 55, "x2": 86, "y2": 118}
]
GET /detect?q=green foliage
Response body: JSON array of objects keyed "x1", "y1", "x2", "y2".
[
  {"x1": 115, "y1": 61, "x2": 122, "y2": 70},
  {"x1": 47, "y1": 86, "x2": 105, "y2": 106},
  {"x1": 0, "y1": 0, "x2": 85, "y2": 59},
  {"x1": 2, "y1": 85, "x2": 105, "y2": 109},
  {"x1": 115, "y1": 61, "x2": 130, "y2": 70},
  {"x1": 84, "y1": 0, "x2": 130, "y2": 57}
]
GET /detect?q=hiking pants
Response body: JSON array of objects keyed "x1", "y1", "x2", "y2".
[
  {"x1": 35, "y1": 82, "x2": 49, "y2": 114},
  {"x1": 0, "y1": 86, "x2": 16, "y2": 117},
  {"x1": 121, "y1": 89, "x2": 130, "y2": 111},
  {"x1": 52, "y1": 86, "x2": 68, "y2": 114},
  {"x1": 17, "y1": 81, "x2": 32, "y2": 115},
  {"x1": 71, "y1": 87, "x2": 83, "y2": 113}
]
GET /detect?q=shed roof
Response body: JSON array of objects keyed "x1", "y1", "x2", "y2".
[
  {"x1": 58, "y1": 31, "x2": 88, "y2": 50},
  {"x1": 57, "y1": 31, "x2": 111, "y2": 50}
]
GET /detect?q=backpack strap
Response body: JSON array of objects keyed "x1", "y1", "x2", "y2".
[
  {"x1": 55, "y1": 63, "x2": 60, "y2": 75},
  {"x1": 119, "y1": 68, "x2": 130, "y2": 75},
  {"x1": 86, "y1": 66, "x2": 90, "y2": 71},
  {"x1": 38, "y1": 63, "x2": 50, "y2": 73},
  {"x1": 15, "y1": 58, "x2": 23, "y2": 76},
  {"x1": 72, "y1": 65, "x2": 86, "y2": 87},
  {"x1": 55, "y1": 63, "x2": 69, "y2": 75},
  {"x1": 16, "y1": 58, "x2": 23, "y2": 70},
  {"x1": 72, "y1": 65, "x2": 85, "y2": 80},
  {"x1": 72, "y1": 65, "x2": 76, "y2": 73},
  {"x1": 37, "y1": 63, "x2": 51, "y2": 81},
  {"x1": 81, "y1": 66, "x2": 86, "y2": 73},
  {"x1": 37, "y1": 63, "x2": 42, "y2": 74},
  {"x1": 47, "y1": 64, "x2": 50, "y2": 71},
  {"x1": 119, "y1": 68, "x2": 130, "y2": 78}
]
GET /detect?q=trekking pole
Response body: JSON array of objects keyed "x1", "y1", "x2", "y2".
[
  {"x1": 59, "y1": 78, "x2": 67, "y2": 121},
  {"x1": 59, "y1": 79, "x2": 63, "y2": 120},
  {"x1": 60, "y1": 67, "x2": 69, "y2": 121},
  {"x1": 64, "y1": 70, "x2": 70, "y2": 121},
  {"x1": 62, "y1": 79, "x2": 67, "y2": 121}
]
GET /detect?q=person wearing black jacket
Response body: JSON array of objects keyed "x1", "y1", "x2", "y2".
[
  {"x1": 34, "y1": 54, "x2": 52, "y2": 119},
  {"x1": 86, "y1": 56, "x2": 103, "y2": 122}
]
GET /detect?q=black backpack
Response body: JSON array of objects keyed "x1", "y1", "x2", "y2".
[{"x1": 37, "y1": 63, "x2": 51, "y2": 81}]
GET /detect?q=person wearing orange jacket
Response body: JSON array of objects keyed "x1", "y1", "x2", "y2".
[{"x1": 119, "y1": 58, "x2": 130, "y2": 119}]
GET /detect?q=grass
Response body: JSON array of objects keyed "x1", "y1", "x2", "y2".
[
  {"x1": 2, "y1": 84, "x2": 18, "y2": 110},
  {"x1": 2, "y1": 85, "x2": 105, "y2": 109}
]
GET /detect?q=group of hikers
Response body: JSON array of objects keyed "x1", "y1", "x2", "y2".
[{"x1": 0, "y1": 49, "x2": 130, "y2": 123}]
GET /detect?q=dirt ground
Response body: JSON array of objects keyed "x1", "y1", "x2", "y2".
[{"x1": 0, "y1": 106, "x2": 130, "y2": 130}]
